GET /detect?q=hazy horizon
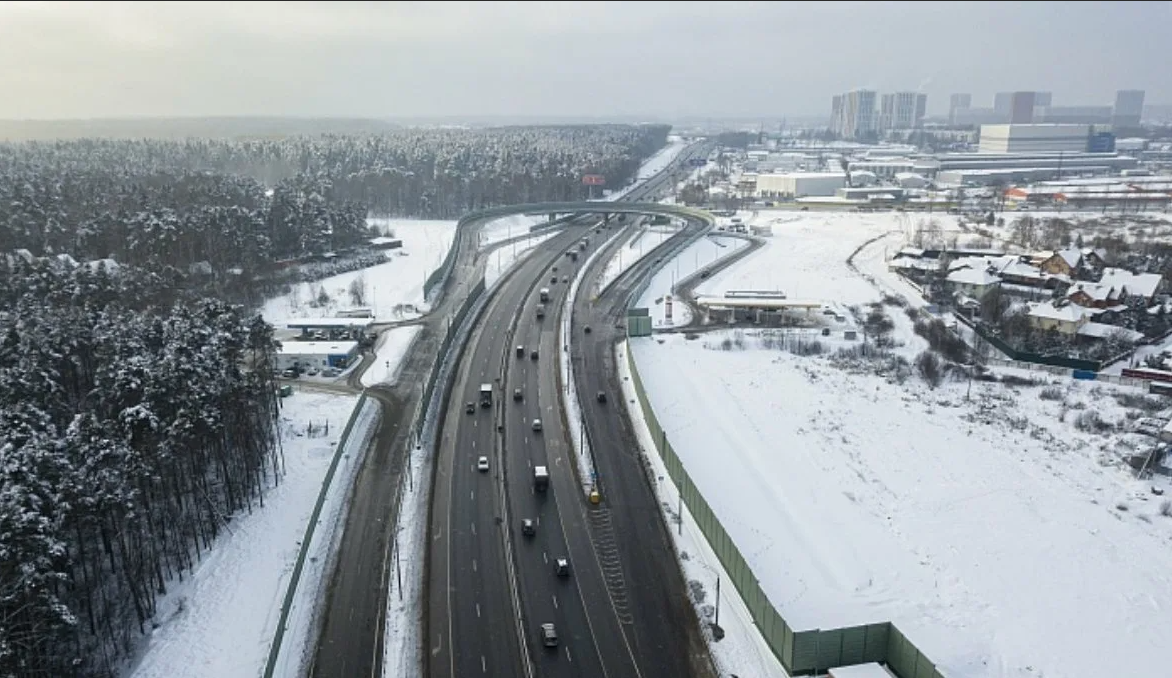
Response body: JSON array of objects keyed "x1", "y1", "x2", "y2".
[{"x1": 1, "y1": 1, "x2": 1168, "y2": 121}]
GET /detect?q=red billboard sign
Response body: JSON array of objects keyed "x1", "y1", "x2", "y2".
[{"x1": 581, "y1": 174, "x2": 606, "y2": 186}]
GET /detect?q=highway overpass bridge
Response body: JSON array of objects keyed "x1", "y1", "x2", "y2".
[{"x1": 462, "y1": 201, "x2": 716, "y2": 227}]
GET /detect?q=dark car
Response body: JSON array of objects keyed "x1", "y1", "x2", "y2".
[
  {"x1": 521, "y1": 518, "x2": 536, "y2": 536},
  {"x1": 530, "y1": 350, "x2": 539, "y2": 361},
  {"x1": 513, "y1": 388, "x2": 523, "y2": 401},
  {"x1": 584, "y1": 325, "x2": 592, "y2": 334},
  {"x1": 596, "y1": 391, "x2": 607, "y2": 404}
]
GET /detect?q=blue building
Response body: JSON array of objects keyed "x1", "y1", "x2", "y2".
[{"x1": 1087, "y1": 131, "x2": 1116, "y2": 154}]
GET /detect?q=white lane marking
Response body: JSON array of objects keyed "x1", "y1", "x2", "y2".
[
  {"x1": 470, "y1": 522, "x2": 476, "y2": 536},
  {"x1": 470, "y1": 490, "x2": 474, "y2": 501},
  {"x1": 542, "y1": 551, "x2": 548, "y2": 564},
  {"x1": 552, "y1": 594, "x2": 558, "y2": 609},
  {"x1": 566, "y1": 647, "x2": 572, "y2": 662},
  {"x1": 473, "y1": 559, "x2": 478, "y2": 573},
  {"x1": 476, "y1": 603, "x2": 481, "y2": 618},
  {"x1": 482, "y1": 656, "x2": 487, "y2": 673}
]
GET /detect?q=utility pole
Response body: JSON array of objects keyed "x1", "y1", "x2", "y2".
[
  {"x1": 394, "y1": 528, "x2": 402, "y2": 602},
  {"x1": 715, "y1": 575, "x2": 721, "y2": 627}
]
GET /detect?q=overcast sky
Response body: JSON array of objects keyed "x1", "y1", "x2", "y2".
[{"x1": 0, "y1": 0, "x2": 1167, "y2": 121}]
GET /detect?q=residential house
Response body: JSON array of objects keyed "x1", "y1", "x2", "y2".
[
  {"x1": 1080, "y1": 248, "x2": 1107, "y2": 271},
  {"x1": 945, "y1": 265, "x2": 1001, "y2": 300},
  {"x1": 1039, "y1": 248, "x2": 1082, "y2": 277},
  {"x1": 1067, "y1": 282, "x2": 1122, "y2": 309},
  {"x1": 1099, "y1": 267, "x2": 1165, "y2": 305},
  {"x1": 1026, "y1": 300, "x2": 1092, "y2": 335}
]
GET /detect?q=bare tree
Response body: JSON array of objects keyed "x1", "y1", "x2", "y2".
[{"x1": 348, "y1": 273, "x2": 367, "y2": 306}]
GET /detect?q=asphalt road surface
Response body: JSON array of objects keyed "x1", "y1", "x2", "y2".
[
  {"x1": 569, "y1": 212, "x2": 719, "y2": 678},
  {"x1": 429, "y1": 142, "x2": 716, "y2": 678}
]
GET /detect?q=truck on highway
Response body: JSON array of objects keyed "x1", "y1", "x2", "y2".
[
  {"x1": 535, "y1": 304, "x2": 545, "y2": 319},
  {"x1": 539, "y1": 287, "x2": 550, "y2": 302},
  {"x1": 534, "y1": 466, "x2": 550, "y2": 492},
  {"x1": 479, "y1": 383, "x2": 493, "y2": 408}
]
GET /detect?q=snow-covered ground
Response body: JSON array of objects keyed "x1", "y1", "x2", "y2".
[
  {"x1": 484, "y1": 231, "x2": 559, "y2": 288},
  {"x1": 637, "y1": 234, "x2": 751, "y2": 327},
  {"x1": 616, "y1": 340, "x2": 788, "y2": 678},
  {"x1": 263, "y1": 219, "x2": 457, "y2": 323},
  {"x1": 129, "y1": 391, "x2": 375, "y2": 678},
  {"x1": 479, "y1": 214, "x2": 549, "y2": 248},
  {"x1": 601, "y1": 136, "x2": 691, "y2": 201},
  {"x1": 362, "y1": 325, "x2": 423, "y2": 388},
  {"x1": 382, "y1": 423, "x2": 429, "y2": 678},
  {"x1": 595, "y1": 225, "x2": 682, "y2": 293},
  {"x1": 629, "y1": 209, "x2": 1172, "y2": 677}
]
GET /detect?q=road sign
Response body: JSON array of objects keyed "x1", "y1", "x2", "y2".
[
  {"x1": 688, "y1": 157, "x2": 708, "y2": 167},
  {"x1": 582, "y1": 174, "x2": 606, "y2": 186}
]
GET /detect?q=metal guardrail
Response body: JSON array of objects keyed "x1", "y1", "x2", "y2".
[{"x1": 263, "y1": 392, "x2": 372, "y2": 678}]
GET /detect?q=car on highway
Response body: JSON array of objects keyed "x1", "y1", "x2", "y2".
[
  {"x1": 584, "y1": 325, "x2": 592, "y2": 334},
  {"x1": 596, "y1": 391, "x2": 607, "y2": 404},
  {"x1": 561, "y1": 276, "x2": 568, "y2": 283},
  {"x1": 555, "y1": 557, "x2": 570, "y2": 577},
  {"x1": 521, "y1": 518, "x2": 535, "y2": 536},
  {"x1": 532, "y1": 418, "x2": 543, "y2": 432},
  {"x1": 465, "y1": 402, "x2": 476, "y2": 414},
  {"x1": 513, "y1": 387, "x2": 523, "y2": 401},
  {"x1": 550, "y1": 276, "x2": 557, "y2": 284},
  {"x1": 530, "y1": 349, "x2": 539, "y2": 361},
  {"x1": 516, "y1": 344, "x2": 524, "y2": 358},
  {"x1": 476, "y1": 456, "x2": 489, "y2": 472},
  {"x1": 540, "y1": 623, "x2": 559, "y2": 648}
]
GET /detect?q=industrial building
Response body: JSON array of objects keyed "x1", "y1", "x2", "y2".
[
  {"x1": 978, "y1": 124, "x2": 1092, "y2": 154},
  {"x1": 755, "y1": 172, "x2": 847, "y2": 198},
  {"x1": 275, "y1": 340, "x2": 360, "y2": 372}
]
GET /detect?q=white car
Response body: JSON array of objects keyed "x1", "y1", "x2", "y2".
[
  {"x1": 532, "y1": 419, "x2": 543, "y2": 432},
  {"x1": 477, "y1": 456, "x2": 489, "y2": 472}
]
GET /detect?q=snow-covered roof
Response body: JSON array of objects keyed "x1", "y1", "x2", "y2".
[
  {"x1": 828, "y1": 664, "x2": 895, "y2": 678},
  {"x1": 276, "y1": 341, "x2": 359, "y2": 355},
  {"x1": 282, "y1": 318, "x2": 374, "y2": 329},
  {"x1": 1027, "y1": 301, "x2": 1092, "y2": 323},
  {"x1": 85, "y1": 258, "x2": 120, "y2": 272},
  {"x1": 1068, "y1": 282, "x2": 1118, "y2": 302},
  {"x1": 947, "y1": 267, "x2": 1000, "y2": 286},
  {"x1": 1077, "y1": 322, "x2": 1144, "y2": 342},
  {"x1": 1099, "y1": 267, "x2": 1163, "y2": 299},
  {"x1": 998, "y1": 259, "x2": 1046, "y2": 280},
  {"x1": 1051, "y1": 248, "x2": 1082, "y2": 268}
]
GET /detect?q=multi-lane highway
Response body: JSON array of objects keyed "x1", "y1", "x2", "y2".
[{"x1": 428, "y1": 141, "x2": 717, "y2": 678}]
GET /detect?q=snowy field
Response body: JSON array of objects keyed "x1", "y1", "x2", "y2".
[
  {"x1": 616, "y1": 340, "x2": 788, "y2": 678},
  {"x1": 361, "y1": 325, "x2": 422, "y2": 388},
  {"x1": 630, "y1": 210, "x2": 1172, "y2": 677},
  {"x1": 262, "y1": 219, "x2": 457, "y2": 323},
  {"x1": 596, "y1": 225, "x2": 681, "y2": 293},
  {"x1": 637, "y1": 234, "x2": 751, "y2": 327},
  {"x1": 479, "y1": 214, "x2": 548, "y2": 248},
  {"x1": 129, "y1": 391, "x2": 373, "y2": 678}
]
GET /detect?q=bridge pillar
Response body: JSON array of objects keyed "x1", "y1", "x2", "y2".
[
  {"x1": 549, "y1": 213, "x2": 557, "y2": 222},
  {"x1": 603, "y1": 213, "x2": 611, "y2": 225}
]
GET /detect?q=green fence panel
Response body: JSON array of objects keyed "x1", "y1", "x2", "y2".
[
  {"x1": 887, "y1": 625, "x2": 911, "y2": 676},
  {"x1": 791, "y1": 630, "x2": 820, "y2": 673},
  {"x1": 839, "y1": 625, "x2": 868, "y2": 665},
  {"x1": 782, "y1": 622, "x2": 795, "y2": 667},
  {"x1": 816, "y1": 628, "x2": 844, "y2": 669},
  {"x1": 916, "y1": 651, "x2": 937, "y2": 678},
  {"x1": 864, "y1": 623, "x2": 890, "y2": 663}
]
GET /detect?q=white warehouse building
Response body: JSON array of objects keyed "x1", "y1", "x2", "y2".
[
  {"x1": 755, "y1": 172, "x2": 847, "y2": 199},
  {"x1": 978, "y1": 124, "x2": 1091, "y2": 154},
  {"x1": 275, "y1": 340, "x2": 360, "y2": 372}
]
